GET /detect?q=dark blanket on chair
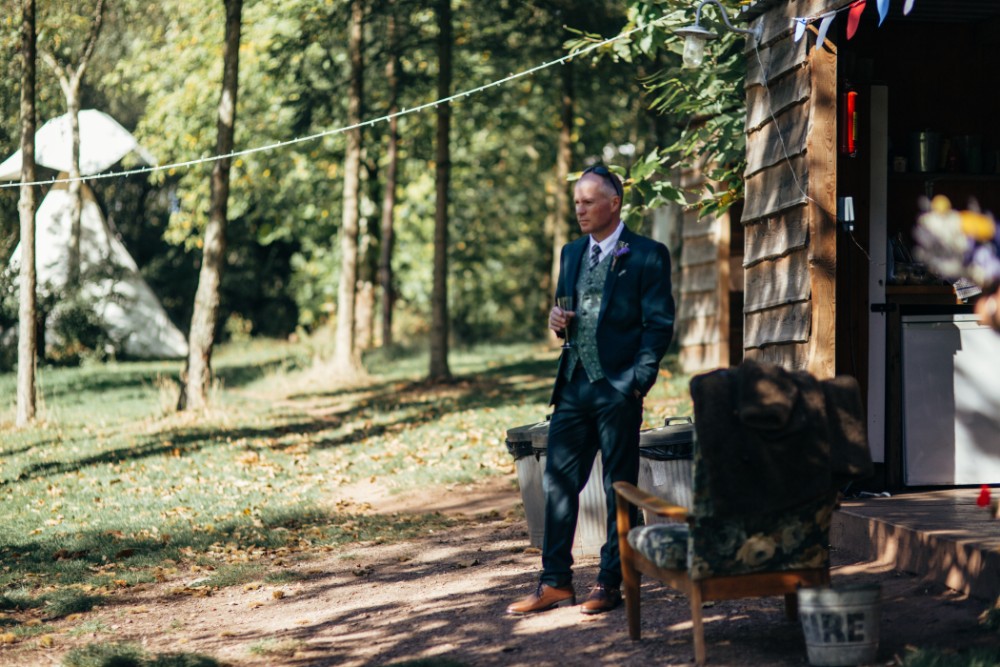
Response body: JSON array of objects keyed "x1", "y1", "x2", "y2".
[{"x1": 690, "y1": 360, "x2": 872, "y2": 518}]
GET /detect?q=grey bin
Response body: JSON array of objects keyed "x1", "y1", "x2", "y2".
[
  {"x1": 505, "y1": 420, "x2": 607, "y2": 558},
  {"x1": 637, "y1": 417, "x2": 695, "y2": 525}
]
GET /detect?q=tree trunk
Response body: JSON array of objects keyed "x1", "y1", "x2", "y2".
[
  {"x1": 179, "y1": 0, "x2": 242, "y2": 411},
  {"x1": 379, "y1": 3, "x2": 400, "y2": 349},
  {"x1": 333, "y1": 0, "x2": 364, "y2": 372},
  {"x1": 550, "y1": 59, "x2": 574, "y2": 298},
  {"x1": 548, "y1": 60, "x2": 574, "y2": 345},
  {"x1": 66, "y1": 86, "x2": 83, "y2": 284},
  {"x1": 16, "y1": 0, "x2": 38, "y2": 427},
  {"x1": 429, "y1": 0, "x2": 452, "y2": 381},
  {"x1": 39, "y1": 0, "x2": 104, "y2": 287}
]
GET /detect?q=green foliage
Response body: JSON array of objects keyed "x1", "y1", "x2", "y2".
[
  {"x1": 62, "y1": 642, "x2": 220, "y2": 667},
  {"x1": 248, "y1": 638, "x2": 307, "y2": 658},
  {"x1": 569, "y1": 0, "x2": 749, "y2": 218},
  {"x1": 42, "y1": 589, "x2": 103, "y2": 620},
  {"x1": 898, "y1": 646, "x2": 1000, "y2": 667}
]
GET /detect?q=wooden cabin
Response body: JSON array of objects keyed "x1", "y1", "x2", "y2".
[{"x1": 722, "y1": 0, "x2": 1000, "y2": 488}]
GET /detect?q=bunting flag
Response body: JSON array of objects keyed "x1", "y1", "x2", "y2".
[
  {"x1": 877, "y1": 0, "x2": 890, "y2": 25},
  {"x1": 815, "y1": 12, "x2": 836, "y2": 50},
  {"x1": 793, "y1": 0, "x2": 917, "y2": 51},
  {"x1": 847, "y1": 1, "x2": 866, "y2": 40}
]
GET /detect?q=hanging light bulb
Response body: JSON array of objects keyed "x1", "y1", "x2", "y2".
[
  {"x1": 675, "y1": 0, "x2": 762, "y2": 69},
  {"x1": 676, "y1": 23, "x2": 717, "y2": 68}
]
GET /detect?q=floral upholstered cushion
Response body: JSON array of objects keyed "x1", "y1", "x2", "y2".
[
  {"x1": 628, "y1": 523, "x2": 688, "y2": 570},
  {"x1": 686, "y1": 443, "x2": 835, "y2": 581}
]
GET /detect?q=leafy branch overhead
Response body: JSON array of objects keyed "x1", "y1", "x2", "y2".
[{"x1": 566, "y1": 0, "x2": 748, "y2": 219}]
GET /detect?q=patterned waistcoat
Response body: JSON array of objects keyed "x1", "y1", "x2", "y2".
[{"x1": 563, "y1": 251, "x2": 611, "y2": 383}]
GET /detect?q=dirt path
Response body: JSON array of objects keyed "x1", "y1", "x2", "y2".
[{"x1": 6, "y1": 475, "x2": 1000, "y2": 666}]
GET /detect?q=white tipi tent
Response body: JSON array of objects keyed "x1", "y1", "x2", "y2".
[{"x1": 3, "y1": 110, "x2": 187, "y2": 359}]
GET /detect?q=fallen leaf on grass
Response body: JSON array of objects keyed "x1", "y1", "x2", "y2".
[
  {"x1": 169, "y1": 586, "x2": 211, "y2": 597},
  {"x1": 25, "y1": 619, "x2": 42, "y2": 627},
  {"x1": 38, "y1": 635, "x2": 54, "y2": 648}
]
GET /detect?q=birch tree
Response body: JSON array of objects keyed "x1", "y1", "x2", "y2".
[
  {"x1": 332, "y1": 0, "x2": 365, "y2": 372},
  {"x1": 16, "y1": 0, "x2": 38, "y2": 427},
  {"x1": 178, "y1": 0, "x2": 242, "y2": 411},
  {"x1": 38, "y1": 0, "x2": 105, "y2": 285}
]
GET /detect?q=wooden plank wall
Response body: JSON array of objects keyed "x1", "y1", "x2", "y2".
[
  {"x1": 741, "y1": 0, "x2": 843, "y2": 376},
  {"x1": 677, "y1": 165, "x2": 730, "y2": 373}
]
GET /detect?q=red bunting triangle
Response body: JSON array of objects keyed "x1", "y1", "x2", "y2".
[{"x1": 847, "y1": 0, "x2": 866, "y2": 40}]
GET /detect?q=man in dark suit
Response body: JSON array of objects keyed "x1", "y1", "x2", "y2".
[{"x1": 507, "y1": 165, "x2": 675, "y2": 615}]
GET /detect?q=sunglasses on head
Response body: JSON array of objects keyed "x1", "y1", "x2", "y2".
[{"x1": 582, "y1": 165, "x2": 623, "y2": 198}]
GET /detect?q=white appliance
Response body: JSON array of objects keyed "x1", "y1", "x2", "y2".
[{"x1": 902, "y1": 313, "x2": 1000, "y2": 485}]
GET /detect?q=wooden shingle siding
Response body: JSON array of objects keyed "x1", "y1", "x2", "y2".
[
  {"x1": 743, "y1": 341, "x2": 811, "y2": 370},
  {"x1": 746, "y1": 56, "x2": 811, "y2": 130},
  {"x1": 743, "y1": 207, "x2": 809, "y2": 266},
  {"x1": 739, "y1": 1, "x2": 842, "y2": 375},
  {"x1": 745, "y1": 104, "x2": 809, "y2": 176},
  {"x1": 743, "y1": 156, "x2": 809, "y2": 221},
  {"x1": 676, "y1": 165, "x2": 730, "y2": 372},
  {"x1": 744, "y1": 301, "x2": 811, "y2": 348},
  {"x1": 743, "y1": 248, "x2": 811, "y2": 312}
]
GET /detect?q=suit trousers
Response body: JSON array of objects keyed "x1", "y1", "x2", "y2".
[{"x1": 541, "y1": 363, "x2": 642, "y2": 588}]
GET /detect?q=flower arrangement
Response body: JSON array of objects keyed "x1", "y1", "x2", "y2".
[
  {"x1": 913, "y1": 195, "x2": 1000, "y2": 289},
  {"x1": 611, "y1": 241, "x2": 630, "y2": 271}
]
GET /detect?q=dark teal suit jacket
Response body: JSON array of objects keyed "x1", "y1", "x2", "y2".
[{"x1": 550, "y1": 226, "x2": 675, "y2": 405}]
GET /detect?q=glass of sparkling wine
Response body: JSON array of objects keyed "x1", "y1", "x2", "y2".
[{"x1": 555, "y1": 296, "x2": 574, "y2": 349}]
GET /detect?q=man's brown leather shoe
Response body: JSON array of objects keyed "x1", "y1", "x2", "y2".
[
  {"x1": 506, "y1": 583, "x2": 576, "y2": 615},
  {"x1": 579, "y1": 584, "x2": 622, "y2": 614}
]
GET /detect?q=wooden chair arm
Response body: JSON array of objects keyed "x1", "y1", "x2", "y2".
[{"x1": 613, "y1": 481, "x2": 689, "y2": 521}]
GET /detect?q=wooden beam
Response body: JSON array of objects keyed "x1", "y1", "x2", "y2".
[{"x1": 805, "y1": 30, "x2": 838, "y2": 379}]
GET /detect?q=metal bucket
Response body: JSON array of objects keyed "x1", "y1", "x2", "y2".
[{"x1": 798, "y1": 584, "x2": 881, "y2": 666}]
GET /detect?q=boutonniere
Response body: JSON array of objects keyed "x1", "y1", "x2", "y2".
[{"x1": 611, "y1": 241, "x2": 630, "y2": 272}]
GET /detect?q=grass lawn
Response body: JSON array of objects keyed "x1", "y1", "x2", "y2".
[{"x1": 0, "y1": 339, "x2": 692, "y2": 658}]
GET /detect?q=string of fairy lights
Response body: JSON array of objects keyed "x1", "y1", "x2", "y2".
[{"x1": 1, "y1": 13, "x2": 675, "y2": 190}]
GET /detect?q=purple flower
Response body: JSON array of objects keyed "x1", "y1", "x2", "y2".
[{"x1": 611, "y1": 241, "x2": 630, "y2": 271}]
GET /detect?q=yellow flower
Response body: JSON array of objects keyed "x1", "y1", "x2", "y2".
[
  {"x1": 930, "y1": 194, "x2": 952, "y2": 213},
  {"x1": 959, "y1": 210, "x2": 997, "y2": 242}
]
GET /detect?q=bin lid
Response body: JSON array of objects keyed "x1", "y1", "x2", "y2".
[
  {"x1": 640, "y1": 416, "x2": 694, "y2": 460},
  {"x1": 506, "y1": 421, "x2": 549, "y2": 459},
  {"x1": 506, "y1": 421, "x2": 549, "y2": 443}
]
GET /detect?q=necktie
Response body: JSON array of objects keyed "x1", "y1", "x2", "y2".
[{"x1": 589, "y1": 244, "x2": 601, "y2": 270}]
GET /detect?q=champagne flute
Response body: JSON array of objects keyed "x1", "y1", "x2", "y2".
[{"x1": 555, "y1": 296, "x2": 574, "y2": 349}]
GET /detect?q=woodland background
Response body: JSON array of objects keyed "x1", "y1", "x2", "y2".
[{"x1": 0, "y1": 0, "x2": 746, "y2": 374}]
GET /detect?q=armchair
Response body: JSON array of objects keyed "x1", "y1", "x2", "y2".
[{"x1": 614, "y1": 451, "x2": 836, "y2": 666}]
